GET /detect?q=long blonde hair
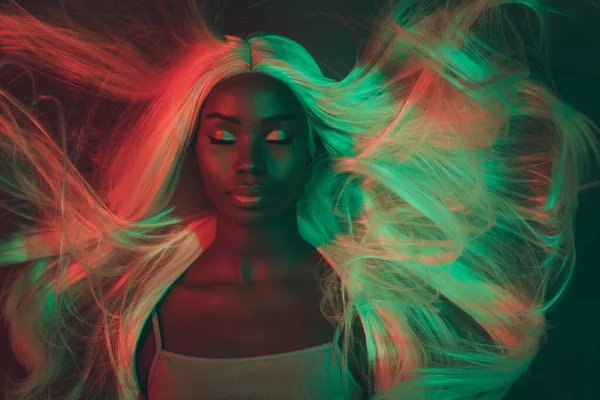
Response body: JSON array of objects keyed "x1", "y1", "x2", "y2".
[{"x1": 1, "y1": 0, "x2": 599, "y2": 398}]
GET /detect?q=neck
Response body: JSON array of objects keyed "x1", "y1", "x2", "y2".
[{"x1": 207, "y1": 213, "x2": 316, "y2": 284}]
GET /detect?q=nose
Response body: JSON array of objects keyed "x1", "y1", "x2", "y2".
[{"x1": 232, "y1": 136, "x2": 267, "y2": 174}]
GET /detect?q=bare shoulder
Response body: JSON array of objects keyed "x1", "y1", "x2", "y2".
[{"x1": 135, "y1": 304, "x2": 159, "y2": 400}]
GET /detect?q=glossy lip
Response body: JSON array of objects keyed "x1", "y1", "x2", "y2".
[
  {"x1": 229, "y1": 193, "x2": 269, "y2": 209},
  {"x1": 228, "y1": 185, "x2": 273, "y2": 196}
]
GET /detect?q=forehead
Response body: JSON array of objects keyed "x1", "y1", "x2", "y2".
[{"x1": 201, "y1": 73, "x2": 305, "y2": 117}]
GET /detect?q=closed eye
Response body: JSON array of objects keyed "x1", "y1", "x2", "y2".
[{"x1": 208, "y1": 138, "x2": 293, "y2": 145}]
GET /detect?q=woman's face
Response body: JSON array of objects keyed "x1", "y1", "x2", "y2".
[{"x1": 194, "y1": 73, "x2": 310, "y2": 225}]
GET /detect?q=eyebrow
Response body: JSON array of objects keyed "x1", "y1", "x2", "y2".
[{"x1": 203, "y1": 112, "x2": 299, "y2": 125}]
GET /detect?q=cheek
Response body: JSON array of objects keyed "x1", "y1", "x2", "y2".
[
  {"x1": 280, "y1": 158, "x2": 309, "y2": 193},
  {"x1": 195, "y1": 146, "x2": 307, "y2": 186},
  {"x1": 196, "y1": 153, "x2": 225, "y2": 190}
]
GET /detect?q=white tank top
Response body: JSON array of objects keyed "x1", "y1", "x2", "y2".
[{"x1": 146, "y1": 309, "x2": 365, "y2": 399}]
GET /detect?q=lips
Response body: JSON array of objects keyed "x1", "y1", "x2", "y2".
[{"x1": 228, "y1": 185, "x2": 272, "y2": 196}]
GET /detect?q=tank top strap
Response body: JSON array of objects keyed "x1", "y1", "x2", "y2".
[
  {"x1": 333, "y1": 322, "x2": 343, "y2": 347},
  {"x1": 151, "y1": 309, "x2": 164, "y2": 353}
]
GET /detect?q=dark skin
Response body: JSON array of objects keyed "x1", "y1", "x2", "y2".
[
  {"x1": 194, "y1": 72, "x2": 321, "y2": 285},
  {"x1": 134, "y1": 73, "x2": 372, "y2": 398}
]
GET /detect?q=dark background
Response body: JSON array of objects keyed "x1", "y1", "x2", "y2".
[{"x1": 1, "y1": 0, "x2": 599, "y2": 398}]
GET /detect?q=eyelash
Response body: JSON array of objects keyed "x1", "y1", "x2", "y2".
[{"x1": 209, "y1": 138, "x2": 293, "y2": 145}]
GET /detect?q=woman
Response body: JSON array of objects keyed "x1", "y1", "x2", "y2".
[{"x1": 1, "y1": 0, "x2": 599, "y2": 399}]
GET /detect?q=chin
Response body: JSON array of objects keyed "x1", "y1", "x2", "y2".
[{"x1": 223, "y1": 208, "x2": 277, "y2": 226}]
